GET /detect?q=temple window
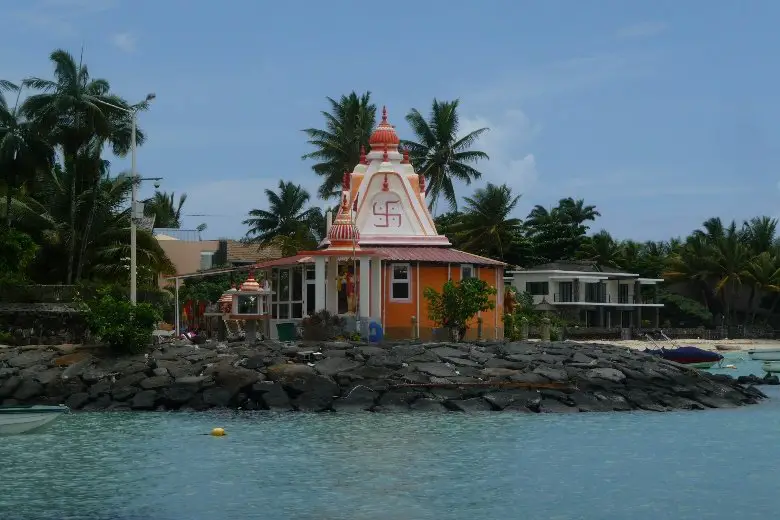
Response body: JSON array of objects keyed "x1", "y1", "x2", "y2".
[
  {"x1": 460, "y1": 264, "x2": 474, "y2": 280},
  {"x1": 391, "y1": 263, "x2": 411, "y2": 301},
  {"x1": 271, "y1": 266, "x2": 305, "y2": 319}
]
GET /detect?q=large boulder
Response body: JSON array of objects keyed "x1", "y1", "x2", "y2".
[
  {"x1": 332, "y1": 386, "x2": 377, "y2": 412},
  {"x1": 314, "y1": 357, "x2": 362, "y2": 377}
]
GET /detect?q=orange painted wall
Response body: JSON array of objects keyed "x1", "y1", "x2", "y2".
[{"x1": 382, "y1": 262, "x2": 504, "y2": 340}]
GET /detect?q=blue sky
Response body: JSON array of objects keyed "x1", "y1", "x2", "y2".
[{"x1": 1, "y1": 0, "x2": 779, "y2": 242}]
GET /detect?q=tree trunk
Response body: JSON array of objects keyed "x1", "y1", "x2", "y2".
[
  {"x1": 66, "y1": 154, "x2": 77, "y2": 285},
  {"x1": 4, "y1": 189, "x2": 11, "y2": 229},
  {"x1": 75, "y1": 164, "x2": 100, "y2": 281}
]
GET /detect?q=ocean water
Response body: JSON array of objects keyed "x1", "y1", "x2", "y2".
[{"x1": 2, "y1": 353, "x2": 777, "y2": 520}]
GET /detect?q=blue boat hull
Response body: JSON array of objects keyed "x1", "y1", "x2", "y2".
[{"x1": 644, "y1": 346, "x2": 723, "y2": 366}]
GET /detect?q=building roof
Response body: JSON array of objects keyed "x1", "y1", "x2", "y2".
[
  {"x1": 224, "y1": 240, "x2": 282, "y2": 263},
  {"x1": 524, "y1": 261, "x2": 633, "y2": 275},
  {"x1": 251, "y1": 247, "x2": 505, "y2": 268},
  {"x1": 372, "y1": 247, "x2": 505, "y2": 266}
]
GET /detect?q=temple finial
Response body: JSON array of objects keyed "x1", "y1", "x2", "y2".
[{"x1": 381, "y1": 106, "x2": 387, "y2": 123}]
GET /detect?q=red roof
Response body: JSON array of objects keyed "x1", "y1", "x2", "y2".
[
  {"x1": 252, "y1": 248, "x2": 505, "y2": 268},
  {"x1": 372, "y1": 247, "x2": 506, "y2": 266}
]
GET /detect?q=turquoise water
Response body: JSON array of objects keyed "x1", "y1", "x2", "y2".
[{"x1": 2, "y1": 354, "x2": 777, "y2": 520}]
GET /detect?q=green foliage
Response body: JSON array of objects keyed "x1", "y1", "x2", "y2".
[
  {"x1": 424, "y1": 277, "x2": 496, "y2": 341},
  {"x1": 300, "y1": 309, "x2": 346, "y2": 341},
  {"x1": 401, "y1": 98, "x2": 489, "y2": 212},
  {"x1": 0, "y1": 330, "x2": 13, "y2": 345},
  {"x1": 657, "y1": 290, "x2": 713, "y2": 327},
  {"x1": 179, "y1": 267, "x2": 245, "y2": 303},
  {"x1": 82, "y1": 289, "x2": 161, "y2": 354},
  {"x1": 0, "y1": 229, "x2": 37, "y2": 283}
]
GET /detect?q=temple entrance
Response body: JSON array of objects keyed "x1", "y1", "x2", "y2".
[{"x1": 337, "y1": 262, "x2": 358, "y2": 315}]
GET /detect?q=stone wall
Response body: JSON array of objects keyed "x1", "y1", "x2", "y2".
[
  {"x1": 0, "y1": 304, "x2": 88, "y2": 345},
  {"x1": 0, "y1": 339, "x2": 769, "y2": 413}
]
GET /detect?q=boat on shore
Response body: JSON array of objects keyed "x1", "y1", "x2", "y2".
[
  {"x1": 0, "y1": 404, "x2": 69, "y2": 435},
  {"x1": 748, "y1": 349, "x2": 780, "y2": 361},
  {"x1": 762, "y1": 361, "x2": 780, "y2": 373},
  {"x1": 643, "y1": 333, "x2": 724, "y2": 369}
]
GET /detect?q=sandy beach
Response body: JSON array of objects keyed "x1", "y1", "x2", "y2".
[{"x1": 580, "y1": 338, "x2": 780, "y2": 353}]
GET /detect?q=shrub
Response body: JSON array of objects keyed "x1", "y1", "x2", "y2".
[
  {"x1": 0, "y1": 229, "x2": 37, "y2": 284},
  {"x1": 300, "y1": 309, "x2": 345, "y2": 341},
  {"x1": 82, "y1": 290, "x2": 161, "y2": 354},
  {"x1": 424, "y1": 278, "x2": 497, "y2": 341}
]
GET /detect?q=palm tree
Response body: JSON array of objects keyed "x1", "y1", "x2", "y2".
[
  {"x1": 401, "y1": 99, "x2": 489, "y2": 212},
  {"x1": 243, "y1": 180, "x2": 323, "y2": 253},
  {"x1": 578, "y1": 230, "x2": 622, "y2": 268},
  {"x1": 456, "y1": 183, "x2": 521, "y2": 261},
  {"x1": 743, "y1": 251, "x2": 780, "y2": 324},
  {"x1": 11, "y1": 166, "x2": 173, "y2": 284},
  {"x1": 21, "y1": 49, "x2": 144, "y2": 283},
  {"x1": 302, "y1": 92, "x2": 376, "y2": 200},
  {"x1": 145, "y1": 191, "x2": 187, "y2": 228},
  {"x1": 0, "y1": 81, "x2": 55, "y2": 229}
]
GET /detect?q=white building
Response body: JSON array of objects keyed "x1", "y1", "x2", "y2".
[{"x1": 505, "y1": 261, "x2": 664, "y2": 328}]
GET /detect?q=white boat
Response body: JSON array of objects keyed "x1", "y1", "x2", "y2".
[
  {"x1": 0, "y1": 405, "x2": 69, "y2": 435},
  {"x1": 748, "y1": 349, "x2": 780, "y2": 361},
  {"x1": 762, "y1": 361, "x2": 780, "y2": 373}
]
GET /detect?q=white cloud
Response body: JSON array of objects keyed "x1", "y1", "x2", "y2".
[
  {"x1": 616, "y1": 22, "x2": 668, "y2": 39},
  {"x1": 459, "y1": 109, "x2": 540, "y2": 200},
  {"x1": 177, "y1": 176, "x2": 323, "y2": 240},
  {"x1": 12, "y1": 0, "x2": 118, "y2": 36},
  {"x1": 111, "y1": 32, "x2": 136, "y2": 53}
]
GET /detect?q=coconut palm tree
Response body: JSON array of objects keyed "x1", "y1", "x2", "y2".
[
  {"x1": 302, "y1": 91, "x2": 376, "y2": 200},
  {"x1": 21, "y1": 49, "x2": 145, "y2": 283},
  {"x1": 11, "y1": 166, "x2": 173, "y2": 284},
  {"x1": 456, "y1": 183, "x2": 522, "y2": 261},
  {"x1": 0, "y1": 81, "x2": 55, "y2": 229},
  {"x1": 401, "y1": 99, "x2": 489, "y2": 212},
  {"x1": 578, "y1": 230, "x2": 622, "y2": 268},
  {"x1": 145, "y1": 191, "x2": 187, "y2": 228},
  {"x1": 243, "y1": 180, "x2": 323, "y2": 253}
]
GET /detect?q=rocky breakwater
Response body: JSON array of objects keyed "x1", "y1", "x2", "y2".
[{"x1": 0, "y1": 340, "x2": 768, "y2": 413}]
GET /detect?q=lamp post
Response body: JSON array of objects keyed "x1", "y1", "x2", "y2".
[{"x1": 94, "y1": 93, "x2": 156, "y2": 304}]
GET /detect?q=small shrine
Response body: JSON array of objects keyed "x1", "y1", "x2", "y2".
[
  {"x1": 246, "y1": 106, "x2": 507, "y2": 341},
  {"x1": 214, "y1": 271, "x2": 274, "y2": 341}
]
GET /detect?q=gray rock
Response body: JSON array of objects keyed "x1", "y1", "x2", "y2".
[
  {"x1": 314, "y1": 357, "x2": 361, "y2": 377},
  {"x1": 413, "y1": 363, "x2": 457, "y2": 378},
  {"x1": 113, "y1": 373, "x2": 147, "y2": 388},
  {"x1": 202, "y1": 387, "x2": 233, "y2": 407},
  {"x1": 357, "y1": 346, "x2": 387, "y2": 358},
  {"x1": 65, "y1": 392, "x2": 90, "y2": 410},
  {"x1": 175, "y1": 375, "x2": 213, "y2": 387},
  {"x1": 533, "y1": 367, "x2": 569, "y2": 382},
  {"x1": 8, "y1": 350, "x2": 54, "y2": 369},
  {"x1": 33, "y1": 368, "x2": 61, "y2": 386},
  {"x1": 508, "y1": 372, "x2": 550, "y2": 385},
  {"x1": 139, "y1": 375, "x2": 171, "y2": 390},
  {"x1": 131, "y1": 390, "x2": 158, "y2": 410},
  {"x1": 254, "y1": 382, "x2": 292, "y2": 410},
  {"x1": 152, "y1": 367, "x2": 170, "y2": 377},
  {"x1": 0, "y1": 376, "x2": 22, "y2": 399},
  {"x1": 410, "y1": 398, "x2": 446, "y2": 411},
  {"x1": 539, "y1": 399, "x2": 579, "y2": 413},
  {"x1": 333, "y1": 386, "x2": 377, "y2": 412},
  {"x1": 88, "y1": 380, "x2": 112, "y2": 398},
  {"x1": 584, "y1": 368, "x2": 627, "y2": 383},
  {"x1": 13, "y1": 380, "x2": 44, "y2": 401},
  {"x1": 161, "y1": 385, "x2": 197, "y2": 407},
  {"x1": 445, "y1": 398, "x2": 492, "y2": 412},
  {"x1": 80, "y1": 366, "x2": 108, "y2": 384},
  {"x1": 213, "y1": 365, "x2": 258, "y2": 392},
  {"x1": 568, "y1": 392, "x2": 618, "y2": 412},
  {"x1": 570, "y1": 352, "x2": 595, "y2": 364},
  {"x1": 484, "y1": 390, "x2": 540, "y2": 410},
  {"x1": 442, "y1": 356, "x2": 481, "y2": 367},
  {"x1": 323, "y1": 349, "x2": 347, "y2": 358},
  {"x1": 86, "y1": 394, "x2": 113, "y2": 410},
  {"x1": 111, "y1": 386, "x2": 138, "y2": 402},
  {"x1": 431, "y1": 346, "x2": 468, "y2": 359},
  {"x1": 0, "y1": 367, "x2": 18, "y2": 378},
  {"x1": 484, "y1": 358, "x2": 525, "y2": 369},
  {"x1": 481, "y1": 367, "x2": 519, "y2": 379}
]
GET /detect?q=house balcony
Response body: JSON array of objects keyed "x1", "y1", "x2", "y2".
[{"x1": 552, "y1": 294, "x2": 660, "y2": 306}]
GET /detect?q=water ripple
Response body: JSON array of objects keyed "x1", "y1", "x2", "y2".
[{"x1": 2, "y1": 396, "x2": 779, "y2": 520}]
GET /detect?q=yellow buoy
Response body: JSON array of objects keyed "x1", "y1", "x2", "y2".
[{"x1": 210, "y1": 427, "x2": 226, "y2": 437}]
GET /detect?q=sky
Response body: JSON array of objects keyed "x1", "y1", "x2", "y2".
[{"x1": 1, "y1": 0, "x2": 779, "y2": 242}]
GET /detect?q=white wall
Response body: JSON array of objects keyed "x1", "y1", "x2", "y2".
[{"x1": 509, "y1": 273, "x2": 639, "y2": 304}]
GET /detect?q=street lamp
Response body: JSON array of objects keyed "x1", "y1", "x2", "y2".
[{"x1": 94, "y1": 93, "x2": 156, "y2": 304}]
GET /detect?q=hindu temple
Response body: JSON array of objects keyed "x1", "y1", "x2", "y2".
[{"x1": 245, "y1": 106, "x2": 506, "y2": 340}]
